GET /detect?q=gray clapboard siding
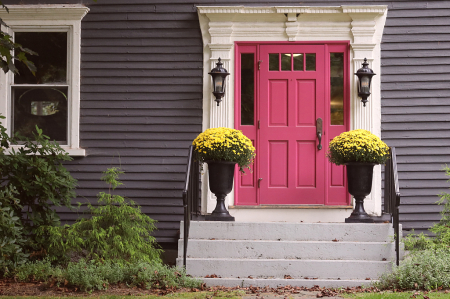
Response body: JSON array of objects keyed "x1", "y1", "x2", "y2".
[{"x1": 4, "y1": 0, "x2": 450, "y2": 246}]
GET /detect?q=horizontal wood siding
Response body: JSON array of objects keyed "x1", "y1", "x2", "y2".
[
  {"x1": 4, "y1": 0, "x2": 449, "y2": 243},
  {"x1": 380, "y1": 1, "x2": 450, "y2": 235}
]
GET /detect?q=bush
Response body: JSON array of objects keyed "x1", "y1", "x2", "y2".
[
  {"x1": 39, "y1": 167, "x2": 162, "y2": 265},
  {"x1": 404, "y1": 166, "x2": 450, "y2": 252},
  {"x1": 14, "y1": 259, "x2": 63, "y2": 282},
  {"x1": 380, "y1": 166, "x2": 450, "y2": 290},
  {"x1": 0, "y1": 186, "x2": 28, "y2": 275},
  {"x1": 378, "y1": 248, "x2": 450, "y2": 290},
  {"x1": 0, "y1": 116, "x2": 77, "y2": 275},
  {"x1": 13, "y1": 259, "x2": 201, "y2": 292}
]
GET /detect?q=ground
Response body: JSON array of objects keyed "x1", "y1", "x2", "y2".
[{"x1": 0, "y1": 279, "x2": 347, "y2": 298}]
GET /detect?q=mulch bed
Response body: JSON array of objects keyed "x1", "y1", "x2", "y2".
[{"x1": 0, "y1": 278, "x2": 392, "y2": 297}]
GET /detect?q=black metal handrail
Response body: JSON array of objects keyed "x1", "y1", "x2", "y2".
[
  {"x1": 181, "y1": 145, "x2": 201, "y2": 268},
  {"x1": 384, "y1": 147, "x2": 401, "y2": 266}
]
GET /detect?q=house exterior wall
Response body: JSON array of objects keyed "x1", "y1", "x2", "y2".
[{"x1": 3, "y1": 0, "x2": 450, "y2": 244}]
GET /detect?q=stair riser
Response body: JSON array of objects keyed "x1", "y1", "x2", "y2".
[
  {"x1": 179, "y1": 239, "x2": 395, "y2": 261},
  {"x1": 179, "y1": 258, "x2": 391, "y2": 280},
  {"x1": 202, "y1": 278, "x2": 377, "y2": 288},
  {"x1": 182, "y1": 221, "x2": 395, "y2": 242}
]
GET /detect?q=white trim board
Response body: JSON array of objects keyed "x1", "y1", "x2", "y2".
[{"x1": 197, "y1": 5, "x2": 388, "y2": 220}]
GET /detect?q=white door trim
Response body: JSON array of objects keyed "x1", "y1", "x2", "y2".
[{"x1": 197, "y1": 5, "x2": 388, "y2": 220}]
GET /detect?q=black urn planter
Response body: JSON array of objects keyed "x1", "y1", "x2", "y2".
[
  {"x1": 345, "y1": 162, "x2": 376, "y2": 223},
  {"x1": 205, "y1": 160, "x2": 236, "y2": 221}
]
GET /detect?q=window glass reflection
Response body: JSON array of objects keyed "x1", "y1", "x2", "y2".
[
  {"x1": 241, "y1": 53, "x2": 254, "y2": 125},
  {"x1": 269, "y1": 53, "x2": 279, "y2": 71},
  {"x1": 330, "y1": 53, "x2": 344, "y2": 125}
]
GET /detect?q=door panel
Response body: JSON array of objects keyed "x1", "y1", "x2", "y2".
[{"x1": 259, "y1": 44, "x2": 325, "y2": 205}]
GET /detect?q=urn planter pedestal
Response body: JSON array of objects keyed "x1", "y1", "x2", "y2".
[
  {"x1": 345, "y1": 162, "x2": 376, "y2": 223},
  {"x1": 205, "y1": 160, "x2": 235, "y2": 221}
]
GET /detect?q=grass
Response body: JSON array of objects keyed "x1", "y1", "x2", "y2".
[{"x1": 343, "y1": 291, "x2": 450, "y2": 299}]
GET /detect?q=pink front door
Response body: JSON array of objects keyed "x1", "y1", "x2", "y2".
[
  {"x1": 259, "y1": 45, "x2": 325, "y2": 204},
  {"x1": 235, "y1": 42, "x2": 350, "y2": 206}
]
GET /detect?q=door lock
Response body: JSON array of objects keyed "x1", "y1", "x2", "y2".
[{"x1": 316, "y1": 118, "x2": 323, "y2": 150}]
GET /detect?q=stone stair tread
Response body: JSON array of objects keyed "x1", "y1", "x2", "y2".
[
  {"x1": 182, "y1": 239, "x2": 393, "y2": 244},
  {"x1": 201, "y1": 277, "x2": 378, "y2": 288},
  {"x1": 183, "y1": 257, "x2": 391, "y2": 263}
]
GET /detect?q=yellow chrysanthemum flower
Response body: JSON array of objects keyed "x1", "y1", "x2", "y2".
[
  {"x1": 327, "y1": 129, "x2": 389, "y2": 165},
  {"x1": 193, "y1": 127, "x2": 256, "y2": 173}
]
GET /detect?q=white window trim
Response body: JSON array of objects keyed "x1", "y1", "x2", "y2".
[
  {"x1": 197, "y1": 5, "x2": 388, "y2": 219},
  {"x1": 0, "y1": 5, "x2": 89, "y2": 156}
]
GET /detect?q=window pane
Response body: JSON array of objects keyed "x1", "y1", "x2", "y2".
[
  {"x1": 241, "y1": 53, "x2": 254, "y2": 126},
  {"x1": 12, "y1": 87, "x2": 68, "y2": 143},
  {"x1": 281, "y1": 54, "x2": 291, "y2": 71},
  {"x1": 14, "y1": 32, "x2": 67, "y2": 84},
  {"x1": 269, "y1": 53, "x2": 279, "y2": 71},
  {"x1": 330, "y1": 53, "x2": 344, "y2": 125},
  {"x1": 306, "y1": 53, "x2": 316, "y2": 71},
  {"x1": 293, "y1": 54, "x2": 304, "y2": 71}
]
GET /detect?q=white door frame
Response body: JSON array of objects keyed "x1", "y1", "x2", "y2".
[{"x1": 197, "y1": 5, "x2": 388, "y2": 221}]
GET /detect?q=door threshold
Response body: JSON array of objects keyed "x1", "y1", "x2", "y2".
[{"x1": 229, "y1": 205, "x2": 353, "y2": 209}]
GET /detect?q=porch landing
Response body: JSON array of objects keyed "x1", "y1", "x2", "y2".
[{"x1": 177, "y1": 221, "x2": 402, "y2": 288}]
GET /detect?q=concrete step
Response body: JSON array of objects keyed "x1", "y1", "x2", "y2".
[
  {"x1": 179, "y1": 258, "x2": 391, "y2": 280},
  {"x1": 182, "y1": 221, "x2": 395, "y2": 242},
  {"x1": 179, "y1": 239, "x2": 395, "y2": 261},
  {"x1": 202, "y1": 277, "x2": 377, "y2": 288}
]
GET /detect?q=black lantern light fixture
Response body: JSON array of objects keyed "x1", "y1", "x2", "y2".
[
  {"x1": 355, "y1": 58, "x2": 376, "y2": 107},
  {"x1": 209, "y1": 57, "x2": 230, "y2": 106}
]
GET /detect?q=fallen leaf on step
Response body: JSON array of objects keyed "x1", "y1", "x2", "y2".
[
  {"x1": 365, "y1": 278, "x2": 370, "y2": 280},
  {"x1": 332, "y1": 239, "x2": 339, "y2": 242},
  {"x1": 248, "y1": 276, "x2": 253, "y2": 279},
  {"x1": 284, "y1": 275, "x2": 292, "y2": 279},
  {"x1": 316, "y1": 292, "x2": 323, "y2": 298},
  {"x1": 382, "y1": 258, "x2": 386, "y2": 261}
]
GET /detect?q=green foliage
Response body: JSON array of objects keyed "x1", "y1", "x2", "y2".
[
  {"x1": 377, "y1": 248, "x2": 450, "y2": 290},
  {"x1": 380, "y1": 166, "x2": 450, "y2": 290},
  {"x1": 39, "y1": 167, "x2": 162, "y2": 265},
  {"x1": 0, "y1": 115, "x2": 77, "y2": 275},
  {"x1": 403, "y1": 166, "x2": 450, "y2": 252},
  {"x1": 0, "y1": 122, "x2": 77, "y2": 233},
  {"x1": 13, "y1": 259, "x2": 62, "y2": 282},
  {"x1": 0, "y1": 1, "x2": 37, "y2": 75},
  {"x1": 13, "y1": 259, "x2": 201, "y2": 292},
  {"x1": 0, "y1": 185, "x2": 28, "y2": 275}
]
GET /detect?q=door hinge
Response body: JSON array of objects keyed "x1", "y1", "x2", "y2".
[{"x1": 258, "y1": 60, "x2": 262, "y2": 70}]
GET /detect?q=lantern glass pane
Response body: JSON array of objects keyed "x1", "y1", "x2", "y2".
[
  {"x1": 241, "y1": 53, "x2": 254, "y2": 126},
  {"x1": 361, "y1": 76, "x2": 370, "y2": 94},
  {"x1": 330, "y1": 53, "x2": 344, "y2": 125},
  {"x1": 214, "y1": 76, "x2": 223, "y2": 92}
]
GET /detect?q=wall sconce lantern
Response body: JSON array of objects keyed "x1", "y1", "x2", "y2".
[
  {"x1": 355, "y1": 58, "x2": 376, "y2": 107},
  {"x1": 209, "y1": 58, "x2": 230, "y2": 106}
]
